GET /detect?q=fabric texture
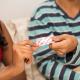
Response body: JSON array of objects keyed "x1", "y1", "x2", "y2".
[{"x1": 28, "y1": 0, "x2": 80, "y2": 80}]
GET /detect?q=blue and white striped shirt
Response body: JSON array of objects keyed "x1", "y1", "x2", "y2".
[{"x1": 28, "y1": 0, "x2": 80, "y2": 80}]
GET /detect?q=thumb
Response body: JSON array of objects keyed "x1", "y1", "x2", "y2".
[
  {"x1": 52, "y1": 34, "x2": 66, "y2": 42},
  {"x1": 32, "y1": 46, "x2": 38, "y2": 51}
]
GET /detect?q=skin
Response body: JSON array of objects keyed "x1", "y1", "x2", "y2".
[
  {"x1": 69, "y1": 0, "x2": 80, "y2": 6},
  {"x1": 57, "y1": 0, "x2": 80, "y2": 7},
  {"x1": 0, "y1": 40, "x2": 38, "y2": 80},
  {"x1": 0, "y1": 42, "x2": 25, "y2": 80},
  {"x1": 49, "y1": 0, "x2": 80, "y2": 72},
  {"x1": 13, "y1": 40, "x2": 38, "y2": 64},
  {"x1": 49, "y1": 0, "x2": 80, "y2": 56},
  {"x1": 49, "y1": 34, "x2": 78, "y2": 56},
  {"x1": 24, "y1": 0, "x2": 80, "y2": 73},
  {"x1": 0, "y1": 21, "x2": 38, "y2": 80},
  {"x1": 3, "y1": 1, "x2": 78, "y2": 78},
  {"x1": 56, "y1": 0, "x2": 80, "y2": 18}
]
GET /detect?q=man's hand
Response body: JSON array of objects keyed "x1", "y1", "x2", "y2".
[
  {"x1": 49, "y1": 34, "x2": 78, "y2": 56},
  {"x1": 13, "y1": 40, "x2": 38, "y2": 64},
  {"x1": 73, "y1": 67, "x2": 80, "y2": 73}
]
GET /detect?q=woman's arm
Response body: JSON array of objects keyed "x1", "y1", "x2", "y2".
[
  {"x1": 0, "y1": 50, "x2": 25, "y2": 80},
  {"x1": 0, "y1": 39, "x2": 37, "y2": 80},
  {"x1": 0, "y1": 60, "x2": 24, "y2": 80},
  {"x1": 0, "y1": 21, "x2": 26, "y2": 80}
]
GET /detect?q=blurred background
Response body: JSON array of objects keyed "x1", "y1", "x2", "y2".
[{"x1": 0, "y1": 0, "x2": 45, "y2": 20}]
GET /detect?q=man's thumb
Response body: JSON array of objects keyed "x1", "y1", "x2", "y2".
[{"x1": 52, "y1": 34, "x2": 66, "y2": 42}]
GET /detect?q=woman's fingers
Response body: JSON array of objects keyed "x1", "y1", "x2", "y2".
[
  {"x1": 25, "y1": 57, "x2": 34, "y2": 64},
  {"x1": 13, "y1": 40, "x2": 38, "y2": 64},
  {"x1": 17, "y1": 40, "x2": 38, "y2": 47},
  {"x1": 18, "y1": 40, "x2": 33, "y2": 45},
  {"x1": 16, "y1": 40, "x2": 38, "y2": 52},
  {"x1": 23, "y1": 53, "x2": 34, "y2": 64}
]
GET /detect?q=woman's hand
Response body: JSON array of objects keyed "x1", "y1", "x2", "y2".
[
  {"x1": 49, "y1": 34, "x2": 78, "y2": 56},
  {"x1": 13, "y1": 40, "x2": 38, "y2": 64}
]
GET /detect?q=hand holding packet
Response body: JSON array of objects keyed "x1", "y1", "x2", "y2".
[{"x1": 35, "y1": 34, "x2": 54, "y2": 47}]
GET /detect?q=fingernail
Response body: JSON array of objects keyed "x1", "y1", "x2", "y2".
[
  {"x1": 49, "y1": 43, "x2": 52, "y2": 49},
  {"x1": 24, "y1": 58, "x2": 29, "y2": 63}
]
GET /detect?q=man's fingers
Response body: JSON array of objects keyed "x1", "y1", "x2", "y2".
[
  {"x1": 55, "y1": 50, "x2": 64, "y2": 56},
  {"x1": 51, "y1": 48, "x2": 66, "y2": 57},
  {"x1": 52, "y1": 34, "x2": 68, "y2": 42},
  {"x1": 49, "y1": 42, "x2": 61, "y2": 50}
]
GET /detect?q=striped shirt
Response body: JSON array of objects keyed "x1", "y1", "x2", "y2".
[{"x1": 28, "y1": 0, "x2": 80, "y2": 80}]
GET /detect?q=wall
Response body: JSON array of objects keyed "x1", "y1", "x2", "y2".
[{"x1": 0, "y1": 0, "x2": 45, "y2": 20}]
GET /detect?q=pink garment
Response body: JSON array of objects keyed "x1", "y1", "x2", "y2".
[{"x1": 0, "y1": 48, "x2": 3, "y2": 62}]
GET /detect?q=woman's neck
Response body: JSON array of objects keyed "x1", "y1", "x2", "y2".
[{"x1": 56, "y1": 0, "x2": 80, "y2": 18}]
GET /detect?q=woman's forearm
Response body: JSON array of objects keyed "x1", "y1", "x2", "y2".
[{"x1": 0, "y1": 62, "x2": 25, "y2": 80}]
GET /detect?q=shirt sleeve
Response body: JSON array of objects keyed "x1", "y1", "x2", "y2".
[
  {"x1": 66, "y1": 39, "x2": 80, "y2": 66},
  {"x1": 28, "y1": 8, "x2": 80, "y2": 80}
]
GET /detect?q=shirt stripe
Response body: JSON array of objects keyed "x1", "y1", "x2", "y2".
[{"x1": 28, "y1": 0, "x2": 80, "y2": 80}]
